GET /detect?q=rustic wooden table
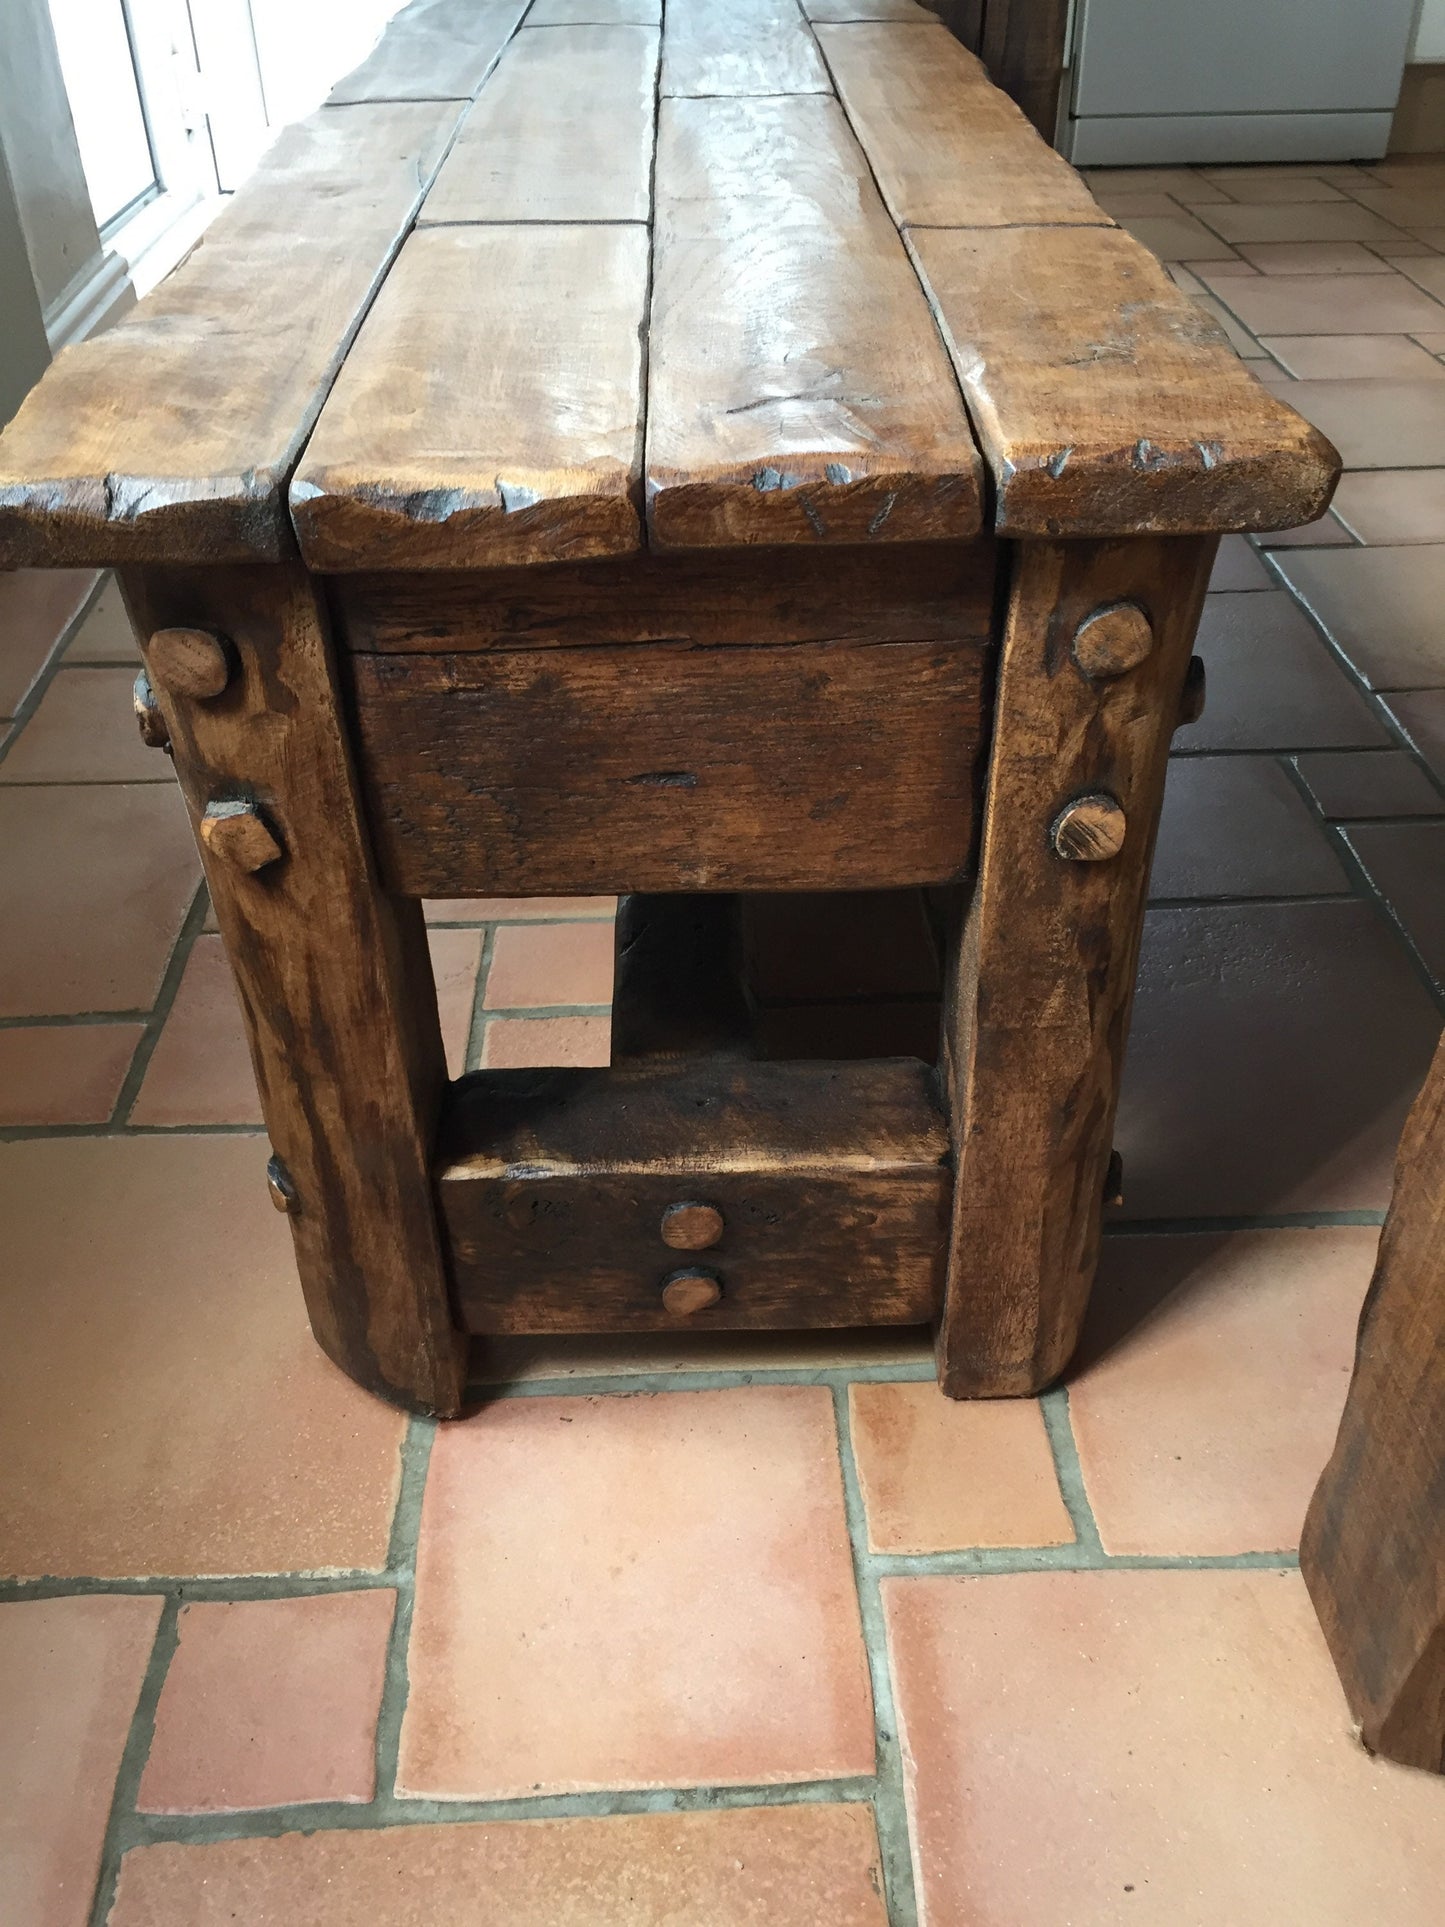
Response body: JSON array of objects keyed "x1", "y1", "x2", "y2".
[{"x1": 0, "y1": 0, "x2": 1336, "y2": 1416}]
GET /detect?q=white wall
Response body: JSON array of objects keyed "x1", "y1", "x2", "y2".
[
  {"x1": 1412, "y1": 0, "x2": 1445, "y2": 61},
  {"x1": 249, "y1": 0, "x2": 402, "y2": 127}
]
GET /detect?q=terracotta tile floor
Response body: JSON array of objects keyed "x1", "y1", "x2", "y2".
[{"x1": 2, "y1": 156, "x2": 1445, "y2": 1923}]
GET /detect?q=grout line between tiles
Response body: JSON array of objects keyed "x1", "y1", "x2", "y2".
[
  {"x1": 87, "y1": 1595, "x2": 182, "y2": 1927},
  {"x1": 373, "y1": 1417, "x2": 437, "y2": 1800},
  {"x1": 462, "y1": 925, "x2": 497, "y2": 1072},
  {"x1": 108, "y1": 882, "x2": 212, "y2": 1127},
  {"x1": 0, "y1": 571, "x2": 109, "y2": 769},
  {"x1": 1038, "y1": 1385, "x2": 1104, "y2": 1558},
  {"x1": 831, "y1": 1383, "x2": 920, "y2": 1927}
]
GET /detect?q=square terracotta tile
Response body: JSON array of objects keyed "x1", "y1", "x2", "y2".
[
  {"x1": 1198, "y1": 171, "x2": 1346, "y2": 204},
  {"x1": 108, "y1": 1806, "x2": 890, "y2": 1926},
  {"x1": 1121, "y1": 212, "x2": 1237, "y2": 261},
  {"x1": 0, "y1": 1021, "x2": 143, "y2": 1124},
  {"x1": 1293, "y1": 748, "x2": 1442, "y2": 817},
  {"x1": 1238, "y1": 240, "x2": 1393, "y2": 274},
  {"x1": 483, "y1": 918, "x2": 615, "y2": 1010},
  {"x1": 400, "y1": 1386, "x2": 874, "y2": 1796},
  {"x1": 138, "y1": 1591, "x2": 395, "y2": 1813},
  {"x1": 1384, "y1": 688, "x2": 1445, "y2": 781},
  {"x1": 884, "y1": 1568, "x2": 1445, "y2": 1927},
  {"x1": 1264, "y1": 377, "x2": 1445, "y2": 467},
  {"x1": 1203, "y1": 202, "x2": 1413, "y2": 244},
  {"x1": 1070, "y1": 1229, "x2": 1372, "y2": 1554},
  {"x1": 1274, "y1": 545, "x2": 1445, "y2": 689},
  {"x1": 1176, "y1": 593, "x2": 1389, "y2": 752},
  {"x1": 1259, "y1": 333, "x2": 1445, "y2": 379},
  {"x1": 1083, "y1": 167, "x2": 1225, "y2": 201},
  {"x1": 0, "y1": 568, "x2": 96, "y2": 718},
  {"x1": 1208, "y1": 534, "x2": 1272, "y2": 590},
  {"x1": 848, "y1": 1381, "x2": 1072, "y2": 1554},
  {"x1": 1117, "y1": 900, "x2": 1441, "y2": 1216},
  {"x1": 481, "y1": 1012, "x2": 612, "y2": 1068},
  {"x1": 423, "y1": 895, "x2": 615, "y2": 923},
  {"x1": 1253, "y1": 508, "x2": 1352, "y2": 549},
  {"x1": 0, "y1": 667, "x2": 171, "y2": 784},
  {"x1": 471, "y1": 1325, "x2": 935, "y2": 1383},
  {"x1": 1200, "y1": 267, "x2": 1445, "y2": 333},
  {"x1": 1150, "y1": 755, "x2": 1349, "y2": 899},
  {"x1": 0, "y1": 1136, "x2": 406, "y2": 1577},
  {"x1": 1343, "y1": 820, "x2": 1445, "y2": 985},
  {"x1": 1331, "y1": 468, "x2": 1445, "y2": 543},
  {"x1": 0, "y1": 785, "x2": 200, "y2": 1017},
  {"x1": 0, "y1": 1594, "x2": 163, "y2": 1927},
  {"x1": 61, "y1": 579, "x2": 140, "y2": 663}
]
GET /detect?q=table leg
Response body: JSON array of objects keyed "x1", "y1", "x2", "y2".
[
  {"x1": 936, "y1": 535, "x2": 1215, "y2": 1396},
  {"x1": 122, "y1": 563, "x2": 467, "y2": 1416}
]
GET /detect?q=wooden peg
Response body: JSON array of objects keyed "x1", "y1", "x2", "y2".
[
  {"x1": 660, "y1": 1201, "x2": 725, "y2": 1250},
  {"x1": 1052, "y1": 793, "x2": 1127, "y2": 863},
  {"x1": 660, "y1": 1269, "x2": 723, "y2": 1316},
  {"x1": 266, "y1": 1155, "x2": 299, "y2": 1214},
  {"x1": 148, "y1": 626, "x2": 236, "y2": 700},
  {"x1": 132, "y1": 669, "x2": 170, "y2": 751},
  {"x1": 201, "y1": 799, "x2": 283, "y2": 873},
  {"x1": 1072, "y1": 601, "x2": 1154, "y2": 679},
  {"x1": 1177, "y1": 654, "x2": 1207, "y2": 729}
]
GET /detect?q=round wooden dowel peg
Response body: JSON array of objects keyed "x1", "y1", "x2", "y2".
[
  {"x1": 660, "y1": 1269, "x2": 723, "y2": 1316},
  {"x1": 148, "y1": 626, "x2": 236, "y2": 700},
  {"x1": 201, "y1": 799, "x2": 283, "y2": 873},
  {"x1": 661, "y1": 1201, "x2": 725, "y2": 1250},
  {"x1": 132, "y1": 669, "x2": 170, "y2": 751},
  {"x1": 1177, "y1": 654, "x2": 1207, "y2": 729},
  {"x1": 266, "y1": 1155, "x2": 299, "y2": 1214},
  {"x1": 1072, "y1": 601, "x2": 1154, "y2": 679},
  {"x1": 1052, "y1": 792, "x2": 1127, "y2": 863}
]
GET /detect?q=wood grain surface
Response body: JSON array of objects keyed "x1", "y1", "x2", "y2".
[
  {"x1": 527, "y1": 0, "x2": 661, "y2": 20},
  {"x1": 909, "y1": 224, "x2": 1340, "y2": 536},
  {"x1": 819, "y1": 21, "x2": 1109, "y2": 228},
  {"x1": 329, "y1": 0, "x2": 530, "y2": 102},
  {"x1": 661, "y1": 0, "x2": 830, "y2": 97},
  {"x1": 0, "y1": 102, "x2": 459, "y2": 569},
  {"x1": 420, "y1": 23, "x2": 658, "y2": 224},
  {"x1": 937, "y1": 535, "x2": 1217, "y2": 1396},
  {"x1": 349, "y1": 636, "x2": 990, "y2": 894},
  {"x1": 646, "y1": 94, "x2": 984, "y2": 548},
  {"x1": 291, "y1": 224, "x2": 649, "y2": 570},
  {"x1": 1301, "y1": 1030, "x2": 1445, "y2": 1773},
  {"x1": 439, "y1": 1057, "x2": 950, "y2": 1331},
  {"x1": 804, "y1": 0, "x2": 935, "y2": 19},
  {"x1": 123, "y1": 564, "x2": 466, "y2": 1416}
]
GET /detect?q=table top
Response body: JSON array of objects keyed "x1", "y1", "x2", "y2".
[{"x1": 0, "y1": 0, "x2": 1337, "y2": 573}]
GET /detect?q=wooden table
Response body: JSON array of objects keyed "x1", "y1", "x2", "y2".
[{"x1": 0, "y1": 0, "x2": 1336, "y2": 1416}]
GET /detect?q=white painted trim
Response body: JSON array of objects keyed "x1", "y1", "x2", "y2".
[{"x1": 43, "y1": 248, "x2": 135, "y2": 353}]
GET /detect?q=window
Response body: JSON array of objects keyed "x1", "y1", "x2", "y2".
[{"x1": 47, "y1": 0, "x2": 159, "y2": 234}]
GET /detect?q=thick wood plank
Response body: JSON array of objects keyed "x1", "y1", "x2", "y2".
[
  {"x1": 805, "y1": 1, "x2": 934, "y2": 19},
  {"x1": 329, "y1": 0, "x2": 529, "y2": 102},
  {"x1": 938, "y1": 535, "x2": 1216, "y2": 1396},
  {"x1": 979, "y1": 0, "x2": 1071, "y2": 138},
  {"x1": 122, "y1": 564, "x2": 466, "y2": 1416},
  {"x1": 439, "y1": 1059, "x2": 950, "y2": 1332},
  {"x1": 661, "y1": 0, "x2": 830, "y2": 97},
  {"x1": 330, "y1": 538, "x2": 998, "y2": 652},
  {"x1": 1301, "y1": 1031, "x2": 1445, "y2": 1773},
  {"x1": 420, "y1": 24, "x2": 658, "y2": 225},
  {"x1": 527, "y1": 0, "x2": 660, "y2": 20},
  {"x1": 909, "y1": 225, "x2": 1340, "y2": 537},
  {"x1": 818, "y1": 21, "x2": 1108, "y2": 228},
  {"x1": 349, "y1": 636, "x2": 990, "y2": 895},
  {"x1": 291, "y1": 224, "x2": 649, "y2": 570},
  {"x1": 647, "y1": 95, "x2": 984, "y2": 549},
  {"x1": 0, "y1": 103, "x2": 459, "y2": 569}
]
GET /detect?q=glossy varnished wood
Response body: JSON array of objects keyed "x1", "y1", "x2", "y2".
[
  {"x1": 438, "y1": 1058, "x2": 950, "y2": 1332},
  {"x1": 291, "y1": 225, "x2": 649, "y2": 570},
  {"x1": 419, "y1": 23, "x2": 658, "y2": 225},
  {"x1": 937, "y1": 536, "x2": 1216, "y2": 1395},
  {"x1": 0, "y1": 103, "x2": 460, "y2": 568},
  {"x1": 349, "y1": 634, "x2": 991, "y2": 895},
  {"x1": 328, "y1": 0, "x2": 529, "y2": 102},
  {"x1": 660, "y1": 0, "x2": 830, "y2": 97},
  {"x1": 819, "y1": 21, "x2": 1108, "y2": 229},
  {"x1": 909, "y1": 225, "x2": 1339, "y2": 537},
  {"x1": 646, "y1": 94, "x2": 985, "y2": 549},
  {"x1": 1301, "y1": 1032, "x2": 1445, "y2": 1774},
  {"x1": 122, "y1": 564, "x2": 466, "y2": 1416}
]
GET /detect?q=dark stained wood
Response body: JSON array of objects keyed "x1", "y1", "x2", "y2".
[
  {"x1": 1178, "y1": 654, "x2": 1207, "y2": 728},
  {"x1": 908, "y1": 225, "x2": 1340, "y2": 538},
  {"x1": 0, "y1": 102, "x2": 461, "y2": 569},
  {"x1": 661, "y1": 0, "x2": 830, "y2": 98},
  {"x1": 122, "y1": 564, "x2": 466, "y2": 1416},
  {"x1": 438, "y1": 1058, "x2": 950, "y2": 1332},
  {"x1": 611, "y1": 893, "x2": 753, "y2": 1062},
  {"x1": 348, "y1": 636, "x2": 991, "y2": 896},
  {"x1": 329, "y1": 538, "x2": 998, "y2": 653},
  {"x1": 979, "y1": 0, "x2": 1071, "y2": 138},
  {"x1": 147, "y1": 626, "x2": 236, "y2": 700},
  {"x1": 937, "y1": 534, "x2": 1217, "y2": 1396},
  {"x1": 1301, "y1": 1031, "x2": 1445, "y2": 1774},
  {"x1": 818, "y1": 22, "x2": 1108, "y2": 228},
  {"x1": 419, "y1": 24, "x2": 658, "y2": 225},
  {"x1": 132, "y1": 670, "x2": 169, "y2": 751},
  {"x1": 646, "y1": 94, "x2": 985, "y2": 550},
  {"x1": 329, "y1": 0, "x2": 530, "y2": 102},
  {"x1": 291, "y1": 225, "x2": 649, "y2": 571},
  {"x1": 917, "y1": 1, "x2": 985, "y2": 49}
]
